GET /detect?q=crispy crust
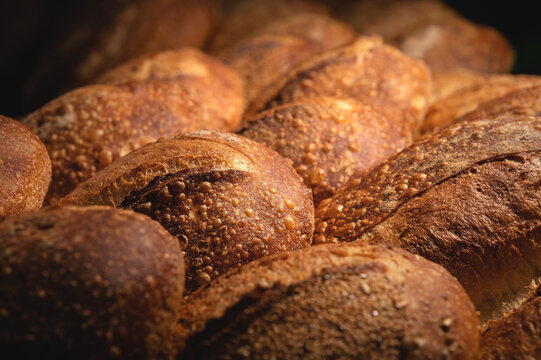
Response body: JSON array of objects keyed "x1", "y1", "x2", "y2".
[
  {"x1": 208, "y1": 0, "x2": 329, "y2": 53},
  {"x1": 0, "y1": 115, "x2": 51, "y2": 217},
  {"x1": 458, "y1": 84, "x2": 541, "y2": 123},
  {"x1": 245, "y1": 36, "x2": 431, "y2": 134},
  {"x1": 314, "y1": 115, "x2": 541, "y2": 322},
  {"x1": 61, "y1": 131, "x2": 314, "y2": 293},
  {"x1": 218, "y1": 35, "x2": 322, "y2": 107},
  {"x1": 239, "y1": 97, "x2": 412, "y2": 206},
  {"x1": 431, "y1": 69, "x2": 496, "y2": 104},
  {"x1": 0, "y1": 206, "x2": 184, "y2": 359},
  {"x1": 25, "y1": 0, "x2": 219, "y2": 106},
  {"x1": 22, "y1": 50, "x2": 245, "y2": 205},
  {"x1": 165, "y1": 244, "x2": 479, "y2": 359},
  {"x1": 422, "y1": 75, "x2": 541, "y2": 135},
  {"x1": 481, "y1": 284, "x2": 541, "y2": 359},
  {"x1": 397, "y1": 17, "x2": 514, "y2": 75}
]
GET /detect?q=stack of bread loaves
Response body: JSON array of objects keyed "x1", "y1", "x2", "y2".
[{"x1": 1, "y1": 0, "x2": 540, "y2": 359}]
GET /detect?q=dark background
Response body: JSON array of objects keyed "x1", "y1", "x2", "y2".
[{"x1": 0, "y1": 0, "x2": 539, "y2": 118}]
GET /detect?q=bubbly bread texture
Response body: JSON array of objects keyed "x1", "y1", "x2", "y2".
[
  {"x1": 421, "y1": 74, "x2": 541, "y2": 135},
  {"x1": 458, "y1": 84, "x2": 541, "y2": 123},
  {"x1": 218, "y1": 35, "x2": 323, "y2": 107},
  {"x1": 239, "y1": 97, "x2": 411, "y2": 206},
  {"x1": 0, "y1": 115, "x2": 51, "y2": 217},
  {"x1": 481, "y1": 284, "x2": 541, "y2": 359},
  {"x1": 314, "y1": 115, "x2": 541, "y2": 322},
  {"x1": 165, "y1": 244, "x2": 480, "y2": 360},
  {"x1": 61, "y1": 131, "x2": 314, "y2": 293},
  {"x1": 246, "y1": 36, "x2": 431, "y2": 135},
  {"x1": 25, "y1": 0, "x2": 219, "y2": 107},
  {"x1": 22, "y1": 49, "x2": 244, "y2": 205},
  {"x1": 0, "y1": 206, "x2": 184, "y2": 359},
  {"x1": 208, "y1": 0, "x2": 329, "y2": 52}
]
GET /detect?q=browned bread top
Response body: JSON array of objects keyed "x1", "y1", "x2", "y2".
[
  {"x1": 0, "y1": 115, "x2": 51, "y2": 218},
  {"x1": 458, "y1": 84, "x2": 541, "y2": 123},
  {"x1": 0, "y1": 206, "x2": 184, "y2": 359},
  {"x1": 169, "y1": 243, "x2": 479, "y2": 359},
  {"x1": 22, "y1": 50, "x2": 245, "y2": 205},
  {"x1": 481, "y1": 284, "x2": 541, "y2": 360},
  {"x1": 239, "y1": 97, "x2": 411, "y2": 206},
  {"x1": 431, "y1": 69, "x2": 496, "y2": 104},
  {"x1": 246, "y1": 36, "x2": 431, "y2": 134},
  {"x1": 61, "y1": 131, "x2": 314, "y2": 293},
  {"x1": 421, "y1": 74, "x2": 541, "y2": 135}
]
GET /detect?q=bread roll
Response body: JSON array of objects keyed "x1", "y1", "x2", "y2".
[
  {"x1": 22, "y1": 49, "x2": 244, "y2": 205},
  {"x1": 166, "y1": 244, "x2": 479, "y2": 359},
  {"x1": 246, "y1": 36, "x2": 431, "y2": 134},
  {"x1": 208, "y1": 0, "x2": 329, "y2": 52},
  {"x1": 61, "y1": 131, "x2": 314, "y2": 293},
  {"x1": 314, "y1": 115, "x2": 541, "y2": 322},
  {"x1": 0, "y1": 115, "x2": 51, "y2": 217},
  {"x1": 0, "y1": 206, "x2": 184, "y2": 359},
  {"x1": 422, "y1": 75, "x2": 541, "y2": 135},
  {"x1": 481, "y1": 284, "x2": 541, "y2": 359},
  {"x1": 218, "y1": 35, "x2": 322, "y2": 107},
  {"x1": 458, "y1": 84, "x2": 541, "y2": 123},
  {"x1": 25, "y1": 0, "x2": 219, "y2": 107},
  {"x1": 239, "y1": 97, "x2": 411, "y2": 206}
]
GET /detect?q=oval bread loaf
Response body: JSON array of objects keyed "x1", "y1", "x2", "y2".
[
  {"x1": 0, "y1": 115, "x2": 51, "y2": 218},
  {"x1": 166, "y1": 243, "x2": 480, "y2": 360},
  {"x1": 61, "y1": 131, "x2": 314, "y2": 294},
  {"x1": 314, "y1": 115, "x2": 541, "y2": 322},
  {"x1": 0, "y1": 206, "x2": 185, "y2": 359}
]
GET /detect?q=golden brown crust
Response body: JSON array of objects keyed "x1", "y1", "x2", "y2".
[
  {"x1": 61, "y1": 131, "x2": 314, "y2": 294},
  {"x1": 22, "y1": 51, "x2": 245, "y2": 205},
  {"x1": 397, "y1": 17, "x2": 515, "y2": 75},
  {"x1": 431, "y1": 69, "x2": 495, "y2": 104},
  {"x1": 481, "y1": 285, "x2": 541, "y2": 359},
  {"x1": 0, "y1": 206, "x2": 184, "y2": 359},
  {"x1": 218, "y1": 35, "x2": 323, "y2": 107},
  {"x1": 422, "y1": 75, "x2": 541, "y2": 135},
  {"x1": 26, "y1": 0, "x2": 219, "y2": 106},
  {"x1": 167, "y1": 244, "x2": 479, "y2": 359},
  {"x1": 458, "y1": 84, "x2": 541, "y2": 123},
  {"x1": 314, "y1": 115, "x2": 541, "y2": 322},
  {"x1": 208, "y1": 0, "x2": 329, "y2": 53},
  {"x1": 0, "y1": 115, "x2": 51, "y2": 217},
  {"x1": 246, "y1": 36, "x2": 431, "y2": 134},
  {"x1": 239, "y1": 97, "x2": 412, "y2": 206}
]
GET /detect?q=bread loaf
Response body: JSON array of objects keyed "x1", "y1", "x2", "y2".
[
  {"x1": 61, "y1": 131, "x2": 314, "y2": 293},
  {"x1": 422, "y1": 75, "x2": 541, "y2": 135},
  {"x1": 239, "y1": 97, "x2": 411, "y2": 206},
  {"x1": 0, "y1": 115, "x2": 51, "y2": 217},
  {"x1": 0, "y1": 206, "x2": 184, "y2": 359},
  {"x1": 481, "y1": 284, "x2": 541, "y2": 359},
  {"x1": 25, "y1": 0, "x2": 219, "y2": 107},
  {"x1": 314, "y1": 115, "x2": 541, "y2": 322},
  {"x1": 431, "y1": 69, "x2": 496, "y2": 104},
  {"x1": 22, "y1": 49, "x2": 244, "y2": 205},
  {"x1": 166, "y1": 244, "x2": 480, "y2": 359},
  {"x1": 246, "y1": 36, "x2": 431, "y2": 134}
]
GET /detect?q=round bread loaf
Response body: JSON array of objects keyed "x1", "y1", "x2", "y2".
[
  {"x1": 239, "y1": 97, "x2": 411, "y2": 206},
  {"x1": 61, "y1": 131, "x2": 314, "y2": 294},
  {"x1": 218, "y1": 35, "x2": 322, "y2": 107},
  {"x1": 421, "y1": 74, "x2": 541, "y2": 135},
  {"x1": 22, "y1": 49, "x2": 244, "y2": 205},
  {"x1": 0, "y1": 206, "x2": 184, "y2": 359},
  {"x1": 165, "y1": 243, "x2": 480, "y2": 359},
  {"x1": 458, "y1": 84, "x2": 541, "y2": 123},
  {"x1": 481, "y1": 284, "x2": 541, "y2": 359},
  {"x1": 314, "y1": 115, "x2": 541, "y2": 322},
  {"x1": 0, "y1": 115, "x2": 51, "y2": 217},
  {"x1": 25, "y1": 0, "x2": 219, "y2": 108},
  {"x1": 208, "y1": 0, "x2": 329, "y2": 52},
  {"x1": 246, "y1": 36, "x2": 431, "y2": 135}
]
